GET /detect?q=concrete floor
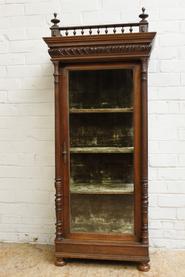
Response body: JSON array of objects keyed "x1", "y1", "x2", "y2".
[{"x1": 0, "y1": 243, "x2": 184, "y2": 277}]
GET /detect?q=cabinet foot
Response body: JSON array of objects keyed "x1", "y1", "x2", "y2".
[
  {"x1": 137, "y1": 262, "x2": 150, "y2": 272},
  {"x1": 55, "y1": 257, "x2": 66, "y2": 266}
]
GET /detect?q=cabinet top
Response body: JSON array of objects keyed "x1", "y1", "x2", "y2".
[{"x1": 43, "y1": 8, "x2": 156, "y2": 62}]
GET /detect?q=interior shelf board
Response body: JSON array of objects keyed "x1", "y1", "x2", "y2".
[
  {"x1": 70, "y1": 108, "x2": 133, "y2": 113},
  {"x1": 70, "y1": 183, "x2": 134, "y2": 195},
  {"x1": 70, "y1": 191, "x2": 134, "y2": 195},
  {"x1": 70, "y1": 146, "x2": 134, "y2": 153}
]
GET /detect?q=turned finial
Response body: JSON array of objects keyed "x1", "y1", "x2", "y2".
[
  {"x1": 50, "y1": 13, "x2": 61, "y2": 37},
  {"x1": 51, "y1": 13, "x2": 60, "y2": 25},
  {"x1": 139, "y1": 8, "x2": 148, "y2": 32},
  {"x1": 139, "y1": 8, "x2": 148, "y2": 21}
]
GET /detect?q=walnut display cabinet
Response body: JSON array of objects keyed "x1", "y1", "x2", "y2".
[{"x1": 43, "y1": 8, "x2": 156, "y2": 271}]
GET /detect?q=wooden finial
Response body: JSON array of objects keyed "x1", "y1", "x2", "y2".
[
  {"x1": 50, "y1": 13, "x2": 61, "y2": 37},
  {"x1": 139, "y1": 8, "x2": 148, "y2": 21},
  {"x1": 51, "y1": 13, "x2": 60, "y2": 25},
  {"x1": 139, "y1": 8, "x2": 148, "y2": 32}
]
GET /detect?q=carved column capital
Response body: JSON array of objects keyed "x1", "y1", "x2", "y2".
[
  {"x1": 53, "y1": 61, "x2": 60, "y2": 84},
  {"x1": 141, "y1": 58, "x2": 148, "y2": 80}
]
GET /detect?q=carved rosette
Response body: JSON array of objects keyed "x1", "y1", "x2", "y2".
[{"x1": 48, "y1": 43, "x2": 152, "y2": 58}]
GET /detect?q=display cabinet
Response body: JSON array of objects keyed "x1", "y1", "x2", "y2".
[{"x1": 43, "y1": 8, "x2": 156, "y2": 271}]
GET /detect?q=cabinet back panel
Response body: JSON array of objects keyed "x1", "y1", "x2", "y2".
[
  {"x1": 69, "y1": 69, "x2": 133, "y2": 109},
  {"x1": 70, "y1": 153, "x2": 133, "y2": 185},
  {"x1": 70, "y1": 194, "x2": 134, "y2": 234},
  {"x1": 70, "y1": 113, "x2": 133, "y2": 147}
]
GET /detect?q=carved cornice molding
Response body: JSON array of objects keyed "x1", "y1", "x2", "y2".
[{"x1": 48, "y1": 43, "x2": 152, "y2": 58}]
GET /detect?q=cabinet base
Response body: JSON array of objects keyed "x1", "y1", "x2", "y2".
[
  {"x1": 55, "y1": 239, "x2": 149, "y2": 270},
  {"x1": 137, "y1": 262, "x2": 150, "y2": 272}
]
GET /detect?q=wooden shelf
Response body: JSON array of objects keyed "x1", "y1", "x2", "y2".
[
  {"x1": 70, "y1": 147, "x2": 134, "y2": 154},
  {"x1": 70, "y1": 108, "x2": 133, "y2": 113},
  {"x1": 70, "y1": 183, "x2": 134, "y2": 195}
]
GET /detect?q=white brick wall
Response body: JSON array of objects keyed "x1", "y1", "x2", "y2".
[{"x1": 0, "y1": 0, "x2": 185, "y2": 249}]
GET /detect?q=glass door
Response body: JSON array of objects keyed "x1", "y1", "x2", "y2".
[{"x1": 67, "y1": 65, "x2": 140, "y2": 237}]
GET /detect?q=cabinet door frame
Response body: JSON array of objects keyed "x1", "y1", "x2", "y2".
[{"x1": 60, "y1": 62, "x2": 142, "y2": 242}]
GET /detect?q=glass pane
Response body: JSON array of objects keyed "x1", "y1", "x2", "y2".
[
  {"x1": 69, "y1": 68, "x2": 134, "y2": 234},
  {"x1": 70, "y1": 113, "x2": 133, "y2": 147},
  {"x1": 69, "y1": 69, "x2": 133, "y2": 109},
  {"x1": 71, "y1": 194, "x2": 134, "y2": 233}
]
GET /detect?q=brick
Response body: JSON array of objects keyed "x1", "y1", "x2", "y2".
[
  {"x1": 62, "y1": 0, "x2": 101, "y2": 12},
  {"x1": 155, "y1": 87, "x2": 185, "y2": 100},
  {"x1": 54, "y1": 12, "x2": 82, "y2": 27},
  {"x1": 158, "y1": 141, "x2": 185, "y2": 154},
  {"x1": 82, "y1": 10, "x2": 121, "y2": 25},
  {"x1": 149, "y1": 181, "x2": 168, "y2": 194},
  {"x1": 150, "y1": 207, "x2": 176, "y2": 220},
  {"x1": 15, "y1": 190, "x2": 50, "y2": 204},
  {"x1": 0, "y1": 166, "x2": 54, "y2": 178},
  {"x1": 158, "y1": 195, "x2": 185, "y2": 207},
  {"x1": 148, "y1": 60, "x2": 159, "y2": 73},
  {"x1": 157, "y1": 21, "x2": 180, "y2": 33},
  {"x1": 102, "y1": 0, "x2": 139, "y2": 11},
  {"x1": 175, "y1": 222, "x2": 185, "y2": 230},
  {"x1": 149, "y1": 229, "x2": 163, "y2": 238},
  {"x1": 0, "y1": 190, "x2": 15, "y2": 202},
  {"x1": 162, "y1": 221, "x2": 174, "y2": 229},
  {"x1": 6, "y1": 28, "x2": 27, "y2": 40},
  {"x1": 8, "y1": 90, "x2": 53, "y2": 103},
  {"x1": 149, "y1": 220, "x2": 162, "y2": 229},
  {"x1": 0, "y1": 66, "x2": 6, "y2": 77},
  {"x1": 177, "y1": 208, "x2": 185, "y2": 219},
  {"x1": 149, "y1": 101, "x2": 179, "y2": 114},
  {"x1": 0, "y1": 178, "x2": 53, "y2": 190},
  {"x1": 160, "y1": 8, "x2": 185, "y2": 20},
  {"x1": 0, "y1": 79, "x2": 21, "y2": 90},
  {"x1": 149, "y1": 154, "x2": 178, "y2": 167},
  {"x1": 160, "y1": 60, "x2": 185, "y2": 72},
  {"x1": 9, "y1": 40, "x2": 43, "y2": 53},
  {"x1": 149, "y1": 73, "x2": 180, "y2": 87},
  {"x1": 180, "y1": 73, "x2": 185, "y2": 85},
  {"x1": 25, "y1": 53, "x2": 49, "y2": 65},
  {"x1": 26, "y1": 27, "x2": 49, "y2": 40},
  {"x1": 0, "y1": 91, "x2": 7, "y2": 103},
  {"x1": 0, "y1": 4, "x2": 24, "y2": 17},
  {"x1": 20, "y1": 77, "x2": 53, "y2": 90},
  {"x1": 0, "y1": 116, "x2": 53, "y2": 129},
  {"x1": 0, "y1": 35, "x2": 8, "y2": 53},
  {"x1": 0, "y1": 53, "x2": 25, "y2": 65},
  {"x1": 0, "y1": 153, "x2": 35, "y2": 165},
  {"x1": 0, "y1": 104, "x2": 49, "y2": 123},
  {"x1": 150, "y1": 181, "x2": 185, "y2": 194},
  {"x1": 0, "y1": 141, "x2": 54, "y2": 154},
  {"x1": 158, "y1": 168, "x2": 185, "y2": 180},
  {"x1": 149, "y1": 195, "x2": 158, "y2": 207},
  {"x1": 10, "y1": 15, "x2": 46, "y2": 28},
  {"x1": 149, "y1": 124, "x2": 178, "y2": 140},
  {"x1": 160, "y1": 34, "x2": 185, "y2": 46},
  {"x1": 163, "y1": 229, "x2": 176, "y2": 238},
  {"x1": 25, "y1": 2, "x2": 57, "y2": 15},
  {"x1": 7, "y1": 65, "x2": 42, "y2": 77},
  {"x1": 157, "y1": 47, "x2": 178, "y2": 59}
]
